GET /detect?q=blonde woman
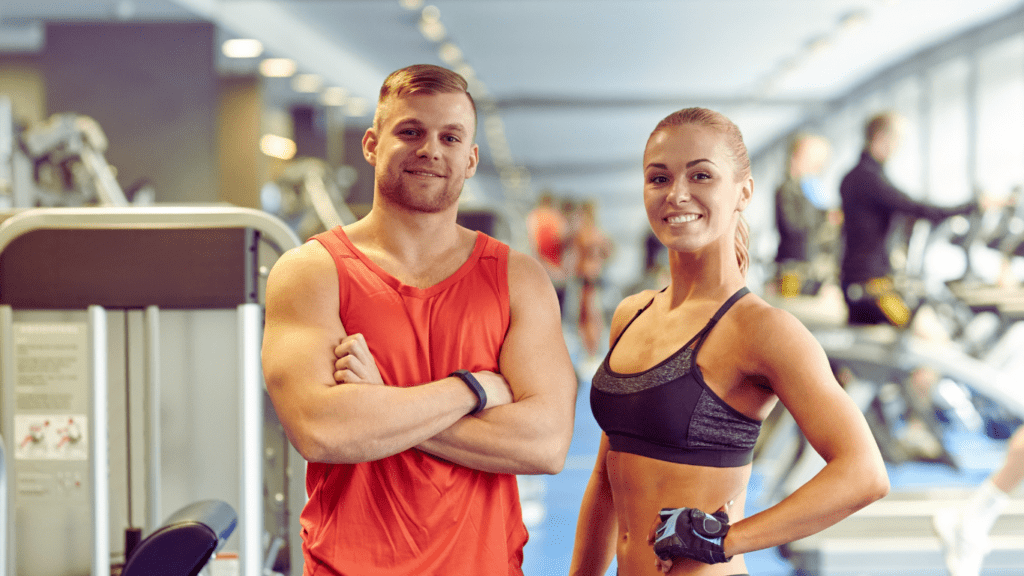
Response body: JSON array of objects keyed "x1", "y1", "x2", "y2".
[{"x1": 569, "y1": 108, "x2": 889, "y2": 576}]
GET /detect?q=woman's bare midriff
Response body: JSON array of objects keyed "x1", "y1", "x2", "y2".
[{"x1": 607, "y1": 450, "x2": 752, "y2": 576}]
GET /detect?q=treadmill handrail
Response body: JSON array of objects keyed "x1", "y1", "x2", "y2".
[{"x1": 0, "y1": 206, "x2": 301, "y2": 256}]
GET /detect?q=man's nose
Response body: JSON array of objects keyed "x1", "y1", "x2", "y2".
[{"x1": 417, "y1": 137, "x2": 440, "y2": 158}]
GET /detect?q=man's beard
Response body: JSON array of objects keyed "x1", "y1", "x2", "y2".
[{"x1": 377, "y1": 172, "x2": 462, "y2": 214}]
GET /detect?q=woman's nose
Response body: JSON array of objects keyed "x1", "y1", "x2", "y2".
[{"x1": 667, "y1": 182, "x2": 690, "y2": 205}]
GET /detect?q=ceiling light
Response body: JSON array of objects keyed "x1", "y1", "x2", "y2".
[
  {"x1": 421, "y1": 5, "x2": 441, "y2": 23},
  {"x1": 320, "y1": 87, "x2": 349, "y2": 107},
  {"x1": 0, "y1": 22, "x2": 45, "y2": 52},
  {"x1": 292, "y1": 74, "x2": 323, "y2": 94},
  {"x1": 438, "y1": 42, "x2": 463, "y2": 65},
  {"x1": 260, "y1": 58, "x2": 297, "y2": 78},
  {"x1": 115, "y1": 1, "x2": 136, "y2": 20},
  {"x1": 344, "y1": 98, "x2": 370, "y2": 117},
  {"x1": 419, "y1": 19, "x2": 446, "y2": 42},
  {"x1": 399, "y1": 0, "x2": 424, "y2": 10},
  {"x1": 260, "y1": 134, "x2": 296, "y2": 160},
  {"x1": 455, "y1": 63, "x2": 476, "y2": 81},
  {"x1": 418, "y1": 5, "x2": 446, "y2": 41},
  {"x1": 222, "y1": 38, "x2": 263, "y2": 59}
]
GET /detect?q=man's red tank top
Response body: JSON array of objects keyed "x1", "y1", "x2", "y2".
[{"x1": 301, "y1": 227, "x2": 527, "y2": 575}]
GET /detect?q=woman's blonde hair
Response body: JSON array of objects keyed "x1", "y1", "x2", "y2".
[{"x1": 649, "y1": 107, "x2": 752, "y2": 276}]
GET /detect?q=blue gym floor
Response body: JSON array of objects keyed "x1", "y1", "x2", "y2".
[{"x1": 519, "y1": 354, "x2": 1010, "y2": 576}]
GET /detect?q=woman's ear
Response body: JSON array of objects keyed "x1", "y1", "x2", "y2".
[{"x1": 736, "y1": 177, "x2": 753, "y2": 211}]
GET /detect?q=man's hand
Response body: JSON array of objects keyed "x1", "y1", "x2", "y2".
[
  {"x1": 331, "y1": 337, "x2": 513, "y2": 411},
  {"x1": 333, "y1": 334, "x2": 383, "y2": 384},
  {"x1": 470, "y1": 370, "x2": 514, "y2": 411}
]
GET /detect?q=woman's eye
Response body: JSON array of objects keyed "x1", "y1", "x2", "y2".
[{"x1": 648, "y1": 175, "x2": 668, "y2": 184}]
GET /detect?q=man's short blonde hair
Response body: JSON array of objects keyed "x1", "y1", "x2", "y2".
[
  {"x1": 864, "y1": 111, "x2": 903, "y2": 144},
  {"x1": 374, "y1": 64, "x2": 477, "y2": 135}
]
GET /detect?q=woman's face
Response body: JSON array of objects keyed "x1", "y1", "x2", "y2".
[{"x1": 642, "y1": 124, "x2": 752, "y2": 256}]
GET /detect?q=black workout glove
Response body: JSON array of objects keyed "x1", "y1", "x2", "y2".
[{"x1": 652, "y1": 507, "x2": 731, "y2": 564}]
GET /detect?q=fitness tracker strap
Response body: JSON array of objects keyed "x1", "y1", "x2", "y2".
[{"x1": 449, "y1": 369, "x2": 487, "y2": 415}]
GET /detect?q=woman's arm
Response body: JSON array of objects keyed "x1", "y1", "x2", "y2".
[
  {"x1": 570, "y1": 434, "x2": 619, "y2": 576},
  {"x1": 723, "y1": 306, "x2": 890, "y2": 556}
]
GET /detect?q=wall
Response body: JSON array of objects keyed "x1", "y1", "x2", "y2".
[{"x1": 0, "y1": 22, "x2": 265, "y2": 206}]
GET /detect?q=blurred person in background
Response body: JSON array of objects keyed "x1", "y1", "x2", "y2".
[
  {"x1": 570, "y1": 199, "x2": 614, "y2": 360},
  {"x1": 839, "y1": 111, "x2": 974, "y2": 328},
  {"x1": 774, "y1": 133, "x2": 833, "y2": 297},
  {"x1": 934, "y1": 425, "x2": 1024, "y2": 576},
  {"x1": 527, "y1": 190, "x2": 570, "y2": 313},
  {"x1": 839, "y1": 111, "x2": 976, "y2": 465}
]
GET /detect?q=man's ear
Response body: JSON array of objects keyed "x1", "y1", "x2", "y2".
[
  {"x1": 465, "y1": 144, "x2": 479, "y2": 178},
  {"x1": 362, "y1": 127, "x2": 378, "y2": 166}
]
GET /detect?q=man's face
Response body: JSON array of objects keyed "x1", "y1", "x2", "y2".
[
  {"x1": 363, "y1": 92, "x2": 479, "y2": 214},
  {"x1": 872, "y1": 123, "x2": 904, "y2": 164}
]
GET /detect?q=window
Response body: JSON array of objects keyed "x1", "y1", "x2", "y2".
[{"x1": 976, "y1": 34, "x2": 1024, "y2": 199}]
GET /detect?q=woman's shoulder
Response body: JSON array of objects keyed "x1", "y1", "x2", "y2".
[
  {"x1": 708, "y1": 291, "x2": 829, "y2": 386},
  {"x1": 608, "y1": 289, "x2": 660, "y2": 332},
  {"x1": 729, "y1": 291, "x2": 818, "y2": 346},
  {"x1": 616, "y1": 288, "x2": 660, "y2": 315}
]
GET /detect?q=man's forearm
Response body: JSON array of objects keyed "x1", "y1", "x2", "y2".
[
  {"x1": 283, "y1": 377, "x2": 480, "y2": 464},
  {"x1": 416, "y1": 398, "x2": 571, "y2": 475}
]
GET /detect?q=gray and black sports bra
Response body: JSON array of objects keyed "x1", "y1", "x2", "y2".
[{"x1": 590, "y1": 287, "x2": 761, "y2": 467}]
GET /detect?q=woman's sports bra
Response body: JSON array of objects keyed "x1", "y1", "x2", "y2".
[{"x1": 590, "y1": 287, "x2": 761, "y2": 467}]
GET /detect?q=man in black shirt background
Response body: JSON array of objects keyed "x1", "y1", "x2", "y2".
[{"x1": 840, "y1": 111, "x2": 973, "y2": 327}]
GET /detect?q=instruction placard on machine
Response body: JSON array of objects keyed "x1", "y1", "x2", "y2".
[{"x1": 12, "y1": 322, "x2": 89, "y2": 461}]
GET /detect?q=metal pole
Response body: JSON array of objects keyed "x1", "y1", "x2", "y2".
[
  {"x1": 238, "y1": 303, "x2": 263, "y2": 576},
  {"x1": 144, "y1": 305, "x2": 161, "y2": 531},
  {"x1": 88, "y1": 306, "x2": 110, "y2": 576},
  {"x1": 0, "y1": 305, "x2": 12, "y2": 576}
]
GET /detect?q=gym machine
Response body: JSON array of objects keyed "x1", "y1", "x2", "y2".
[
  {"x1": 0, "y1": 97, "x2": 130, "y2": 210},
  {"x1": 760, "y1": 207, "x2": 1024, "y2": 575},
  {"x1": 0, "y1": 206, "x2": 303, "y2": 576},
  {"x1": 261, "y1": 157, "x2": 356, "y2": 240}
]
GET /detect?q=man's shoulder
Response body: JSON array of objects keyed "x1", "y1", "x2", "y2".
[
  {"x1": 288, "y1": 237, "x2": 334, "y2": 262},
  {"x1": 264, "y1": 240, "x2": 341, "y2": 314},
  {"x1": 270, "y1": 240, "x2": 337, "y2": 284},
  {"x1": 504, "y1": 244, "x2": 546, "y2": 279}
]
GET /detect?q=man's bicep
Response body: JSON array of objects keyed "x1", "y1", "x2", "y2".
[
  {"x1": 500, "y1": 252, "x2": 577, "y2": 402},
  {"x1": 262, "y1": 246, "x2": 347, "y2": 408}
]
